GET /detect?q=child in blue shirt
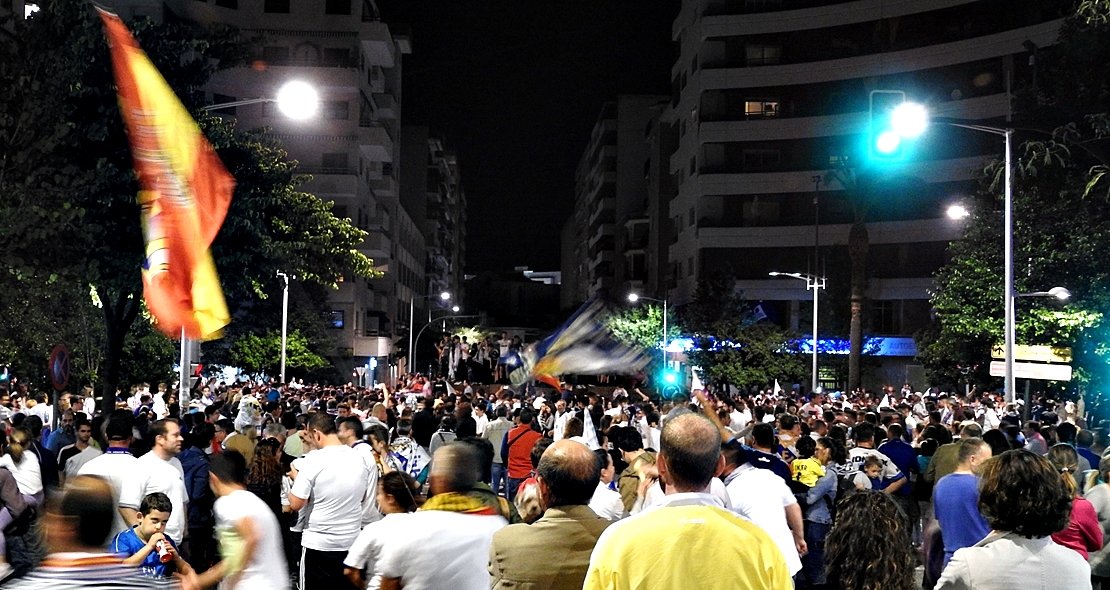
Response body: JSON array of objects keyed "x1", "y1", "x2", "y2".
[{"x1": 111, "y1": 492, "x2": 193, "y2": 578}]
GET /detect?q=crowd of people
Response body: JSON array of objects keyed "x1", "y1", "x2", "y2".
[{"x1": 0, "y1": 375, "x2": 1103, "y2": 589}]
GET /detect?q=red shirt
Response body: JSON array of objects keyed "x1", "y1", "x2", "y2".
[
  {"x1": 505, "y1": 424, "x2": 542, "y2": 479},
  {"x1": 1051, "y1": 496, "x2": 1103, "y2": 559}
]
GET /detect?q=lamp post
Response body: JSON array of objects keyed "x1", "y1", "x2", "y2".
[
  {"x1": 769, "y1": 272, "x2": 826, "y2": 393},
  {"x1": 409, "y1": 292, "x2": 450, "y2": 376},
  {"x1": 276, "y1": 271, "x2": 290, "y2": 384},
  {"x1": 888, "y1": 103, "x2": 1017, "y2": 403},
  {"x1": 627, "y1": 293, "x2": 669, "y2": 370},
  {"x1": 199, "y1": 80, "x2": 319, "y2": 119}
]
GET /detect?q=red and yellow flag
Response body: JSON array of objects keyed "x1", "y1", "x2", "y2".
[{"x1": 99, "y1": 9, "x2": 233, "y2": 340}]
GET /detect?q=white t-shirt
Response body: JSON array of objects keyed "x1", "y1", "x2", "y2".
[
  {"x1": 215, "y1": 489, "x2": 289, "y2": 590},
  {"x1": 847, "y1": 447, "x2": 902, "y2": 482},
  {"x1": 351, "y1": 441, "x2": 382, "y2": 526},
  {"x1": 343, "y1": 513, "x2": 407, "y2": 590},
  {"x1": 473, "y1": 414, "x2": 489, "y2": 437},
  {"x1": 289, "y1": 444, "x2": 368, "y2": 551},
  {"x1": 61, "y1": 445, "x2": 103, "y2": 480},
  {"x1": 119, "y1": 452, "x2": 188, "y2": 543},
  {"x1": 376, "y1": 509, "x2": 506, "y2": 590},
  {"x1": 724, "y1": 463, "x2": 801, "y2": 576},
  {"x1": 0, "y1": 453, "x2": 42, "y2": 495},
  {"x1": 78, "y1": 449, "x2": 138, "y2": 542},
  {"x1": 497, "y1": 339, "x2": 512, "y2": 357},
  {"x1": 588, "y1": 482, "x2": 624, "y2": 521}
]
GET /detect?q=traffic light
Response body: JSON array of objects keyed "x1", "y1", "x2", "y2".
[{"x1": 869, "y1": 90, "x2": 906, "y2": 161}]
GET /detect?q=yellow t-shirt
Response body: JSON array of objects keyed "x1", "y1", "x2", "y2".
[
  {"x1": 584, "y1": 501, "x2": 791, "y2": 590},
  {"x1": 792, "y1": 457, "x2": 825, "y2": 487}
]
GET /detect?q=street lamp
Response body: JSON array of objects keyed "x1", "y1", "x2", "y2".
[
  {"x1": 946, "y1": 204, "x2": 970, "y2": 220},
  {"x1": 889, "y1": 102, "x2": 1017, "y2": 403},
  {"x1": 200, "y1": 80, "x2": 319, "y2": 119},
  {"x1": 628, "y1": 293, "x2": 669, "y2": 372},
  {"x1": 769, "y1": 272, "x2": 827, "y2": 394},
  {"x1": 409, "y1": 291, "x2": 450, "y2": 376},
  {"x1": 276, "y1": 271, "x2": 290, "y2": 384},
  {"x1": 1018, "y1": 287, "x2": 1071, "y2": 300}
]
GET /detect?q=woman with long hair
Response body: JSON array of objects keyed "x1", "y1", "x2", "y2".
[
  {"x1": 1046, "y1": 443, "x2": 1103, "y2": 559},
  {"x1": 825, "y1": 491, "x2": 916, "y2": 590},
  {"x1": 343, "y1": 471, "x2": 420, "y2": 590},
  {"x1": 246, "y1": 437, "x2": 284, "y2": 519},
  {"x1": 797, "y1": 436, "x2": 838, "y2": 589},
  {"x1": 937, "y1": 449, "x2": 1092, "y2": 589}
]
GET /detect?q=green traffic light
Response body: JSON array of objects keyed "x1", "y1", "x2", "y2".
[
  {"x1": 664, "y1": 371, "x2": 677, "y2": 384},
  {"x1": 876, "y1": 131, "x2": 901, "y2": 154}
]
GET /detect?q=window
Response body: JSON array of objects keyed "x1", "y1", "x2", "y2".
[
  {"x1": 262, "y1": 46, "x2": 290, "y2": 66},
  {"x1": 688, "y1": 206, "x2": 695, "y2": 227},
  {"x1": 691, "y1": 54, "x2": 698, "y2": 73},
  {"x1": 742, "y1": 149, "x2": 781, "y2": 171},
  {"x1": 324, "y1": 100, "x2": 349, "y2": 120},
  {"x1": 264, "y1": 0, "x2": 289, "y2": 12},
  {"x1": 322, "y1": 47, "x2": 350, "y2": 67},
  {"x1": 325, "y1": 0, "x2": 350, "y2": 14},
  {"x1": 680, "y1": 119, "x2": 687, "y2": 137},
  {"x1": 322, "y1": 152, "x2": 348, "y2": 172},
  {"x1": 744, "y1": 100, "x2": 780, "y2": 118},
  {"x1": 211, "y1": 93, "x2": 236, "y2": 116},
  {"x1": 333, "y1": 205, "x2": 349, "y2": 219},
  {"x1": 874, "y1": 300, "x2": 899, "y2": 334},
  {"x1": 745, "y1": 44, "x2": 782, "y2": 66},
  {"x1": 688, "y1": 257, "x2": 695, "y2": 277},
  {"x1": 329, "y1": 311, "x2": 345, "y2": 329},
  {"x1": 214, "y1": 0, "x2": 236, "y2": 8},
  {"x1": 688, "y1": 156, "x2": 696, "y2": 177}
]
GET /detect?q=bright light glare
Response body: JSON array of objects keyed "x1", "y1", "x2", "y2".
[
  {"x1": 891, "y1": 102, "x2": 928, "y2": 138},
  {"x1": 439, "y1": 291, "x2": 451, "y2": 300},
  {"x1": 627, "y1": 293, "x2": 640, "y2": 303},
  {"x1": 1049, "y1": 287, "x2": 1072, "y2": 301},
  {"x1": 451, "y1": 305, "x2": 460, "y2": 312},
  {"x1": 276, "y1": 81, "x2": 318, "y2": 120},
  {"x1": 876, "y1": 131, "x2": 901, "y2": 154},
  {"x1": 24, "y1": 3, "x2": 39, "y2": 17},
  {"x1": 664, "y1": 372, "x2": 677, "y2": 384},
  {"x1": 947, "y1": 204, "x2": 970, "y2": 220}
]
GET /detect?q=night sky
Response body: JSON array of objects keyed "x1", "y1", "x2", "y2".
[{"x1": 379, "y1": 1, "x2": 680, "y2": 273}]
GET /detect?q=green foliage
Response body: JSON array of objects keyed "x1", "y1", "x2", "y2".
[
  {"x1": 605, "y1": 304, "x2": 680, "y2": 353},
  {"x1": 924, "y1": 7, "x2": 1110, "y2": 401},
  {"x1": 690, "y1": 323, "x2": 808, "y2": 390},
  {"x1": 0, "y1": 1, "x2": 376, "y2": 393},
  {"x1": 118, "y1": 313, "x2": 178, "y2": 388},
  {"x1": 229, "y1": 330, "x2": 326, "y2": 378}
]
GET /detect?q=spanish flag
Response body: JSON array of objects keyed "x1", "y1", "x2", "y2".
[{"x1": 99, "y1": 9, "x2": 233, "y2": 340}]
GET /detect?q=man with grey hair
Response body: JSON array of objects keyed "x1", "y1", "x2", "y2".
[
  {"x1": 490, "y1": 440, "x2": 611, "y2": 590},
  {"x1": 583, "y1": 413, "x2": 790, "y2": 590},
  {"x1": 377, "y1": 443, "x2": 506, "y2": 590}
]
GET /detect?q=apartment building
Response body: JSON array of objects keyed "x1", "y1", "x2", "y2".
[
  {"x1": 562, "y1": 95, "x2": 670, "y2": 308},
  {"x1": 662, "y1": 0, "x2": 1068, "y2": 387}
]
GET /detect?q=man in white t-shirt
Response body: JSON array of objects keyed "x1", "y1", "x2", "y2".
[
  {"x1": 720, "y1": 442, "x2": 805, "y2": 578},
  {"x1": 377, "y1": 443, "x2": 507, "y2": 590},
  {"x1": 119, "y1": 418, "x2": 188, "y2": 544},
  {"x1": 78, "y1": 415, "x2": 138, "y2": 544},
  {"x1": 846, "y1": 423, "x2": 905, "y2": 494},
  {"x1": 337, "y1": 416, "x2": 382, "y2": 526},
  {"x1": 289, "y1": 413, "x2": 369, "y2": 590},
  {"x1": 186, "y1": 451, "x2": 289, "y2": 590}
]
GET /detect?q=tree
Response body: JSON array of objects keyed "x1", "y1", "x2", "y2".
[
  {"x1": 229, "y1": 329, "x2": 326, "y2": 378},
  {"x1": 0, "y1": 2, "x2": 376, "y2": 409},
  {"x1": 691, "y1": 322, "x2": 808, "y2": 391},
  {"x1": 924, "y1": 5, "x2": 1110, "y2": 408},
  {"x1": 605, "y1": 304, "x2": 681, "y2": 354}
]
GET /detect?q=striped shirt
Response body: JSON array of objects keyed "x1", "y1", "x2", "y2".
[{"x1": 2, "y1": 553, "x2": 178, "y2": 590}]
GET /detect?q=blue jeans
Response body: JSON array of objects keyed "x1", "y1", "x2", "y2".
[
  {"x1": 507, "y1": 476, "x2": 527, "y2": 502},
  {"x1": 799, "y1": 520, "x2": 831, "y2": 587},
  {"x1": 491, "y1": 462, "x2": 508, "y2": 496}
]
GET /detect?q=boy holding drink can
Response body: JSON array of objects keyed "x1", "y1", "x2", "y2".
[{"x1": 111, "y1": 492, "x2": 194, "y2": 578}]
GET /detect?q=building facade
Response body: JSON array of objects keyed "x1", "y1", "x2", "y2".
[
  {"x1": 562, "y1": 95, "x2": 670, "y2": 308},
  {"x1": 662, "y1": 0, "x2": 1067, "y2": 388}
]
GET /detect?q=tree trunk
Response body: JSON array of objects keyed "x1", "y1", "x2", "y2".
[
  {"x1": 99, "y1": 290, "x2": 142, "y2": 416},
  {"x1": 848, "y1": 220, "x2": 869, "y2": 392}
]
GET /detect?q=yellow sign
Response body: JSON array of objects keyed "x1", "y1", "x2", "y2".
[{"x1": 990, "y1": 344, "x2": 1072, "y2": 364}]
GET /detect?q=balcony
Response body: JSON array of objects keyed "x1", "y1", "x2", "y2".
[
  {"x1": 588, "y1": 197, "x2": 615, "y2": 227},
  {"x1": 369, "y1": 175, "x2": 397, "y2": 197},
  {"x1": 360, "y1": 21, "x2": 396, "y2": 68},
  {"x1": 373, "y1": 92, "x2": 397, "y2": 119},
  {"x1": 360, "y1": 231, "x2": 391, "y2": 260},
  {"x1": 359, "y1": 122, "x2": 393, "y2": 162},
  {"x1": 697, "y1": 217, "x2": 963, "y2": 249},
  {"x1": 700, "y1": 0, "x2": 978, "y2": 35},
  {"x1": 353, "y1": 335, "x2": 392, "y2": 358},
  {"x1": 588, "y1": 224, "x2": 615, "y2": 249}
]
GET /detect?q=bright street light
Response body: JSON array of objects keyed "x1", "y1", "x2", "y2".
[
  {"x1": 276, "y1": 81, "x2": 318, "y2": 119},
  {"x1": 947, "y1": 204, "x2": 970, "y2": 220},
  {"x1": 451, "y1": 305, "x2": 460, "y2": 312},
  {"x1": 876, "y1": 131, "x2": 901, "y2": 154},
  {"x1": 627, "y1": 293, "x2": 640, "y2": 303},
  {"x1": 440, "y1": 291, "x2": 451, "y2": 301},
  {"x1": 1050, "y1": 286, "x2": 1072, "y2": 300}
]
